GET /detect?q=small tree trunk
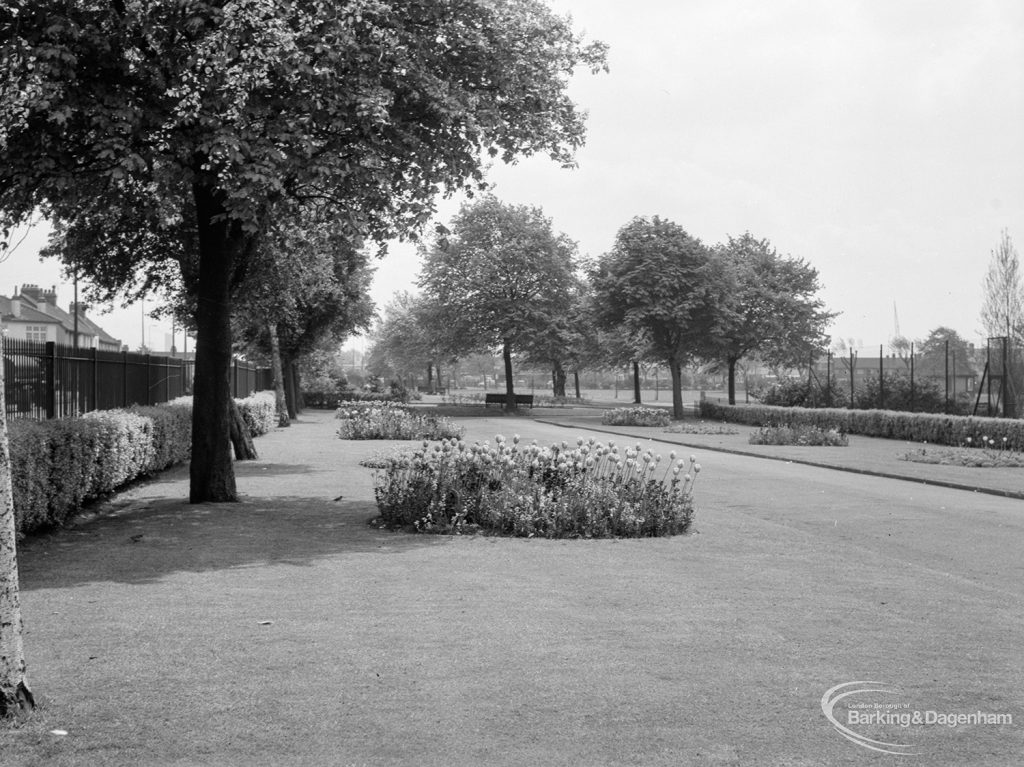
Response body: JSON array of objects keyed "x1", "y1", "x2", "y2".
[
  {"x1": 502, "y1": 338, "x2": 516, "y2": 410},
  {"x1": 633, "y1": 360, "x2": 642, "y2": 404},
  {"x1": 574, "y1": 370, "x2": 581, "y2": 399},
  {"x1": 426, "y1": 363, "x2": 434, "y2": 394},
  {"x1": 727, "y1": 357, "x2": 738, "y2": 406},
  {"x1": 0, "y1": 361, "x2": 34, "y2": 718},
  {"x1": 282, "y1": 357, "x2": 298, "y2": 419},
  {"x1": 267, "y1": 323, "x2": 289, "y2": 427},
  {"x1": 552, "y1": 360, "x2": 567, "y2": 397},
  {"x1": 670, "y1": 359, "x2": 684, "y2": 420},
  {"x1": 292, "y1": 364, "x2": 304, "y2": 414},
  {"x1": 228, "y1": 397, "x2": 258, "y2": 460}
]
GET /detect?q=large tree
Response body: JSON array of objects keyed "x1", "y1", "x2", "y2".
[
  {"x1": 591, "y1": 216, "x2": 721, "y2": 419},
  {"x1": 980, "y1": 229, "x2": 1023, "y2": 343},
  {"x1": 418, "y1": 196, "x2": 580, "y2": 409},
  {"x1": 0, "y1": 0, "x2": 607, "y2": 502},
  {"x1": 712, "y1": 233, "x2": 833, "y2": 405}
]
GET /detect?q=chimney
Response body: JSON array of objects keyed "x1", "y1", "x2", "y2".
[{"x1": 10, "y1": 297, "x2": 20, "y2": 318}]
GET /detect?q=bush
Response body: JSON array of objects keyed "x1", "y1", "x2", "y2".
[
  {"x1": 853, "y1": 372, "x2": 952, "y2": 413},
  {"x1": 756, "y1": 377, "x2": 848, "y2": 408},
  {"x1": 236, "y1": 391, "x2": 277, "y2": 436},
  {"x1": 372, "y1": 435, "x2": 699, "y2": 538},
  {"x1": 699, "y1": 400, "x2": 1024, "y2": 450},
  {"x1": 336, "y1": 401, "x2": 464, "y2": 440},
  {"x1": 748, "y1": 423, "x2": 848, "y2": 446},
  {"x1": 9, "y1": 393, "x2": 272, "y2": 535},
  {"x1": 601, "y1": 406, "x2": 672, "y2": 427},
  {"x1": 9, "y1": 400, "x2": 193, "y2": 535}
]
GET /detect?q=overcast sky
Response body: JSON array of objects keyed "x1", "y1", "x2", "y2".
[{"x1": 5, "y1": 0, "x2": 1023, "y2": 354}]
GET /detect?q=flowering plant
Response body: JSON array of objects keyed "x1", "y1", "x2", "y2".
[
  {"x1": 336, "y1": 401, "x2": 463, "y2": 440},
  {"x1": 601, "y1": 406, "x2": 672, "y2": 427},
  {"x1": 372, "y1": 434, "x2": 699, "y2": 538}
]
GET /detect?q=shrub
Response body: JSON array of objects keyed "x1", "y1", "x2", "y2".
[
  {"x1": 336, "y1": 401, "x2": 464, "y2": 440},
  {"x1": 699, "y1": 400, "x2": 1024, "y2": 449},
  {"x1": 9, "y1": 400, "x2": 193, "y2": 535},
  {"x1": 748, "y1": 423, "x2": 848, "y2": 446},
  {"x1": 236, "y1": 391, "x2": 277, "y2": 436},
  {"x1": 853, "y1": 372, "x2": 950, "y2": 413},
  {"x1": 756, "y1": 377, "x2": 848, "y2": 409},
  {"x1": 601, "y1": 406, "x2": 671, "y2": 427},
  {"x1": 372, "y1": 435, "x2": 699, "y2": 538}
]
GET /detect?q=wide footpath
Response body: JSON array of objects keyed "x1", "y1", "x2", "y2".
[{"x1": 4, "y1": 407, "x2": 1023, "y2": 766}]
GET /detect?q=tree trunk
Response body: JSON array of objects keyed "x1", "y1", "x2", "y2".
[
  {"x1": 189, "y1": 182, "x2": 241, "y2": 503},
  {"x1": 267, "y1": 323, "x2": 289, "y2": 427},
  {"x1": 292, "y1": 364, "x2": 304, "y2": 414},
  {"x1": 552, "y1": 360, "x2": 567, "y2": 397},
  {"x1": 282, "y1": 356, "x2": 298, "y2": 419},
  {"x1": 574, "y1": 370, "x2": 581, "y2": 399},
  {"x1": 228, "y1": 397, "x2": 258, "y2": 460},
  {"x1": 727, "y1": 356, "x2": 738, "y2": 406},
  {"x1": 426, "y1": 363, "x2": 434, "y2": 394},
  {"x1": 670, "y1": 359, "x2": 684, "y2": 420},
  {"x1": 502, "y1": 338, "x2": 516, "y2": 409},
  {"x1": 0, "y1": 361, "x2": 34, "y2": 718},
  {"x1": 633, "y1": 360, "x2": 642, "y2": 404}
]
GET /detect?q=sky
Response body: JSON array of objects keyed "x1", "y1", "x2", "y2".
[{"x1": 4, "y1": 0, "x2": 1023, "y2": 354}]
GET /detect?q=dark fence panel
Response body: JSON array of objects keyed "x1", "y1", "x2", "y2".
[{"x1": 3, "y1": 338, "x2": 269, "y2": 420}]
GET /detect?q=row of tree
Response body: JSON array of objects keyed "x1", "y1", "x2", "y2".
[{"x1": 368, "y1": 196, "x2": 834, "y2": 418}]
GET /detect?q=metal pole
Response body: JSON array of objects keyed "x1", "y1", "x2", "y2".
[
  {"x1": 910, "y1": 342, "x2": 915, "y2": 412},
  {"x1": 826, "y1": 351, "x2": 832, "y2": 407},
  {"x1": 879, "y1": 344, "x2": 884, "y2": 409},
  {"x1": 944, "y1": 339, "x2": 950, "y2": 412},
  {"x1": 850, "y1": 348, "x2": 855, "y2": 407}
]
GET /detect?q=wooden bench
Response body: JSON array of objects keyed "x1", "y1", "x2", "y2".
[{"x1": 484, "y1": 393, "x2": 534, "y2": 408}]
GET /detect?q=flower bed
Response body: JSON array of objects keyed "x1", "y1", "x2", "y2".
[
  {"x1": 601, "y1": 406, "x2": 671, "y2": 427},
  {"x1": 748, "y1": 423, "x2": 848, "y2": 447},
  {"x1": 336, "y1": 401, "x2": 463, "y2": 440},
  {"x1": 372, "y1": 435, "x2": 699, "y2": 538},
  {"x1": 664, "y1": 421, "x2": 739, "y2": 436}
]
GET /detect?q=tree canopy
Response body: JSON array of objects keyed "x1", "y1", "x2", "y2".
[
  {"x1": 980, "y1": 229, "x2": 1023, "y2": 343},
  {"x1": 591, "y1": 216, "x2": 721, "y2": 418},
  {"x1": 711, "y1": 232, "x2": 833, "y2": 404},
  {"x1": 418, "y1": 195, "x2": 580, "y2": 407},
  {"x1": 0, "y1": 0, "x2": 607, "y2": 501}
]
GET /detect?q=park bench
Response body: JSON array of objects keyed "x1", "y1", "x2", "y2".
[{"x1": 484, "y1": 393, "x2": 534, "y2": 409}]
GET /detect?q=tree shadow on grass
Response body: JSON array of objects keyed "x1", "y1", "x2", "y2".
[{"x1": 17, "y1": 495, "x2": 441, "y2": 590}]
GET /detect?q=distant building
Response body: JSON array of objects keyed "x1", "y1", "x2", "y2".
[{"x1": 0, "y1": 284, "x2": 122, "y2": 351}]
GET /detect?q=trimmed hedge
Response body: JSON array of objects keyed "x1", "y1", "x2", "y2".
[
  {"x1": 9, "y1": 401, "x2": 192, "y2": 534},
  {"x1": 699, "y1": 401, "x2": 1024, "y2": 450},
  {"x1": 10, "y1": 392, "x2": 276, "y2": 535},
  {"x1": 237, "y1": 391, "x2": 277, "y2": 437}
]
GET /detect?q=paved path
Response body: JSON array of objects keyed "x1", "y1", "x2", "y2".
[{"x1": 6, "y1": 409, "x2": 1023, "y2": 767}]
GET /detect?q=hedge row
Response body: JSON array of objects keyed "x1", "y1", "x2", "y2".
[
  {"x1": 10, "y1": 391, "x2": 278, "y2": 535},
  {"x1": 237, "y1": 391, "x2": 277, "y2": 436},
  {"x1": 699, "y1": 401, "x2": 1024, "y2": 450}
]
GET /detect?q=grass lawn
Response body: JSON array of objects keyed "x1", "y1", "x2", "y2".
[{"x1": 2, "y1": 411, "x2": 1022, "y2": 766}]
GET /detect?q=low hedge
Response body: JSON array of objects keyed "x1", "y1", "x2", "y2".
[
  {"x1": 10, "y1": 392, "x2": 276, "y2": 535},
  {"x1": 237, "y1": 391, "x2": 277, "y2": 437},
  {"x1": 699, "y1": 401, "x2": 1024, "y2": 450}
]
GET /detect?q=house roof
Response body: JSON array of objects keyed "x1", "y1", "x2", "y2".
[
  {"x1": 0, "y1": 296, "x2": 62, "y2": 325},
  {"x1": 1, "y1": 290, "x2": 122, "y2": 346}
]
